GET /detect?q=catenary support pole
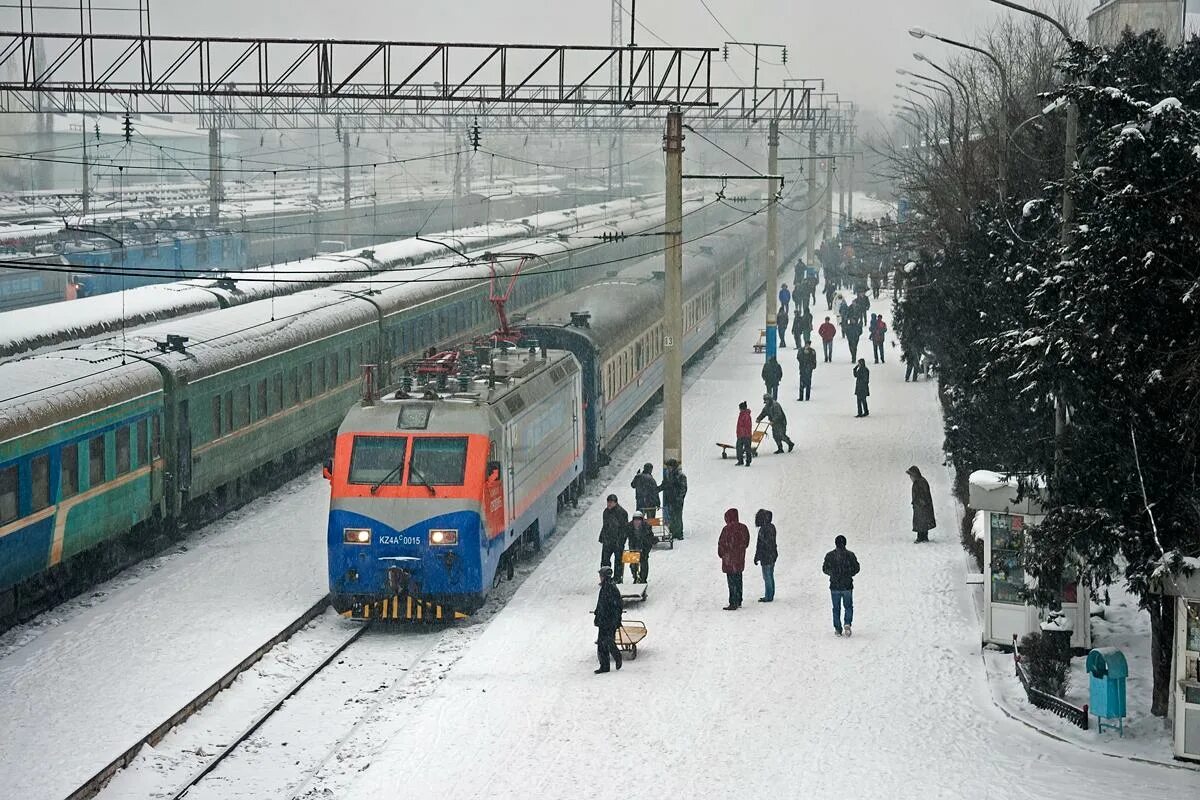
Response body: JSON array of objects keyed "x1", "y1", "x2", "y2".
[
  {"x1": 838, "y1": 130, "x2": 847, "y2": 231},
  {"x1": 208, "y1": 127, "x2": 222, "y2": 223},
  {"x1": 847, "y1": 145, "x2": 854, "y2": 224},
  {"x1": 806, "y1": 129, "x2": 817, "y2": 266},
  {"x1": 765, "y1": 118, "x2": 779, "y2": 362},
  {"x1": 80, "y1": 113, "x2": 89, "y2": 217},
  {"x1": 663, "y1": 108, "x2": 685, "y2": 467},
  {"x1": 825, "y1": 131, "x2": 835, "y2": 238},
  {"x1": 343, "y1": 127, "x2": 351, "y2": 246}
]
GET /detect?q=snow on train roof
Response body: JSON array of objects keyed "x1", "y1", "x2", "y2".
[
  {"x1": 0, "y1": 194, "x2": 668, "y2": 361},
  {"x1": 0, "y1": 350, "x2": 162, "y2": 441}
]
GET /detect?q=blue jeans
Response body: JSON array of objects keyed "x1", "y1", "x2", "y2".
[
  {"x1": 831, "y1": 589, "x2": 854, "y2": 631},
  {"x1": 761, "y1": 563, "x2": 775, "y2": 601}
]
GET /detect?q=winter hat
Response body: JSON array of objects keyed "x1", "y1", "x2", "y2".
[
  {"x1": 606, "y1": 493, "x2": 618, "y2": 502},
  {"x1": 906, "y1": 465, "x2": 922, "y2": 477},
  {"x1": 632, "y1": 510, "x2": 644, "y2": 519},
  {"x1": 738, "y1": 401, "x2": 747, "y2": 410},
  {"x1": 835, "y1": 535, "x2": 847, "y2": 548},
  {"x1": 762, "y1": 393, "x2": 771, "y2": 402},
  {"x1": 643, "y1": 462, "x2": 653, "y2": 473},
  {"x1": 598, "y1": 566, "x2": 613, "y2": 578}
]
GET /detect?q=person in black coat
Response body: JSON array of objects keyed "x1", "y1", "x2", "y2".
[
  {"x1": 757, "y1": 395, "x2": 795, "y2": 453},
  {"x1": 753, "y1": 508, "x2": 778, "y2": 602},
  {"x1": 661, "y1": 459, "x2": 688, "y2": 540},
  {"x1": 761, "y1": 356, "x2": 783, "y2": 401},
  {"x1": 630, "y1": 463, "x2": 660, "y2": 517},
  {"x1": 853, "y1": 358, "x2": 870, "y2": 418},
  {"x1": 845, "y1": 318, "x2": 863, "y2": 362},
  {"x1": 776, "y1": 305, "x2": 790, "y2": 348},
  {"x1": 797, "y1": 343, "x2": 817, "y2": 401},
  {"x1": 599, "y1": 494, "x2": 630, "y2": 583},
  {"x1": 822, "y1": 535, "x2": 861, "y2": 636},
  {"x1": 627, "y1": 510, "x2": 656, "y2": 583},
  {"x1": 906, "y1": 465, "x2": 936, "y2": 543},
  {"x1": 593, "y1": 566, "x2": 624, "y2": 673}
]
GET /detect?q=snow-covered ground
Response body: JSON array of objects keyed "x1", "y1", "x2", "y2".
[
  {"x1": 0, "y1": 474, "x2": 329, "y2": 800},
  {"x1": 315, "y1": 298, "x2": 1195, "y2": 799}
]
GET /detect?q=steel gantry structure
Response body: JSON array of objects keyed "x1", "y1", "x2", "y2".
[{"x1": 0, "y1": 18, "x2": 856, "y2": 474}]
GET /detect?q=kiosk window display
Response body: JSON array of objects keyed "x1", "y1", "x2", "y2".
[{"x1": 989, "y1": 513, "x2": 1024, "y2": 604}]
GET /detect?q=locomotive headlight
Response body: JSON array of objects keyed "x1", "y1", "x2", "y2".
[
  {"x1": 429, "y1": 529, "x2": 459, "y2": 546},
  {"x1": 343, "y1": 527, "x2": 372, "y2": 545}
]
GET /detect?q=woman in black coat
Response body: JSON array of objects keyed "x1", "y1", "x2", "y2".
[
  {"x1": 853, "y1": 358, "x2": 870, "y2": 417},
  {"x1": 753, "y1": 509, "x2": 778, "y2": 602},
  {"x1": 906, "y1": 465, "x2": 936, "y2": 542}
]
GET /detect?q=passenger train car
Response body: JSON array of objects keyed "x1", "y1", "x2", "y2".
[
  {"x1": 0, "y1": 200, "x2": 679, "y2": 620},
  {"x1": 327, "y1": 349, "x2": 584, "y2": 621}
]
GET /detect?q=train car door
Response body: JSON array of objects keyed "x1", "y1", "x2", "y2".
[{"x1": 176, "y1": 399, "x2": 192, "y2": 500}]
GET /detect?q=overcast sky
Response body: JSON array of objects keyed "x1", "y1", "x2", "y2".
[{"x1": 22, "y1": 0, "x2": 1100, "y2": 117}]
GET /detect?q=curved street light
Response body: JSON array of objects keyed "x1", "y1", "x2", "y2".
[{"x1": 909, "y1": 25, "x2": 1010, "y2": 201}]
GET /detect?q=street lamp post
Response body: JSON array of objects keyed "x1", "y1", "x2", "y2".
[
  {"x1": 913, "y1": 52, "x2": 974, "y2": 164},
  {"x1": 910, "y1": 25, "x2": 1010, "y2": 202}
]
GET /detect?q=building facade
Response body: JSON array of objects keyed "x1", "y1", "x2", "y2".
[{"x1": 1088, "y1": 0, "x2": 1185, "y2": 46}]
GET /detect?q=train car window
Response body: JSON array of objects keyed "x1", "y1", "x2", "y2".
[
  {"x1": 211, "y1": 396, "x2": 223, "y2": 437},
  {"x1": 272, "y1": 373, "x2": 283, "y2": 413},
  {"x1": 409, "y1": 437, "x2": 468, "y2": 486},
  {"x1": 224, "y1": 391, "x2": 234, "y2": 430},
  {"x1": 301, "y1": 363, "x2": 313, "y2": 401},
  {"x1": 0, "y1": 465, "x2": 16, "y2": 524},
  {"x1": 151, "y1": 416, "x2": 161, "y2": 458},
  {"x1": 88, "y1": 436, "x2": 105, "y2": 487},
  {"x1": 288, "y1": 367, "x2": 299, "y2": 406},
  {"x1": 348, "y1": 436, "x2": 408, "y2": 485},
  {"x1": 256, "y1": 380, "x2": 268, "y2": 420},
  {"x1": 328, "y1": 353, "x2": 339, "y2": 386},
  {"x1": 115, "y1": 427, "x2": 131, "y2": 475},
  {"x1": 344, "y1": 347, "x2": 352, "y2": 378},
  {"x1": 137, "y1": 419, "x2": 149, "y2": 466},
  {"x1": 61, "y1": 443, "x2": 78, "y2": 499},
  {"x1": 235, "y1": 386, "x2": 251, "y2": 429},
  {"x1": 31, "y1": 454, "x2": 50, "y2": 511},
  {"x1": 316, "y1": 358, "x2": 326, "y2": 393}
]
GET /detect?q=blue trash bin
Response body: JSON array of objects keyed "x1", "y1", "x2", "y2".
[{"x1": 1086, "y1": 647, "x2": 1128, "y2": 735}]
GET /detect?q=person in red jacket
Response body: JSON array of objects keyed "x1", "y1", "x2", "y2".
[
  {"x1": 817, "y1": 317, "x2": 838, "y2": 363},
  {"x1": 870, "y1": 314, "x2": 888, "y2": 364},
  {"x1": 718, "y1": 508, "x2": 751, "y2": 610},
  {"x1": 735, "y1": 401, "x2": 753, "y2": 466}
]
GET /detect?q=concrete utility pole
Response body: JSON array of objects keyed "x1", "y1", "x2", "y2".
[
  {"x1": 207, "y1": 127, "x2": 222, "y2": 222},
  {"x1": 824, "y1": 132, "x2": 835, "y2": 238},
  {"x1": 663, "y1": 108, "x2": 685, "y2": 468},
  {"x1": 764, "y1": 118, "x2": 780, "y2": 361},
  {"x1": 80, "y1": 114, "x2": 89, "y2": 217},
  {"x1": 847, "y1": 142, "x2": 854, "y2": 223},
  {"x1": 343, "y1": 127, "x2": 351, "y2": 247},
  {"x1": 838, "y1": 129, "x2": 847, "y2": 230},
  {"x1": 806, "y1": 129, "x2": 818, "y2": 266}
]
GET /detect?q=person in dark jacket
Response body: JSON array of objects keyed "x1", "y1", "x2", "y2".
[
  {"x1": 837, "y1": 297, "x2": 851, "y2": 332},
  {"x1": 902, "y1": 342, "x2": 922, "y2": 382},
  {"x1": 845, "y1": 317, "x2": 863, "y2": 362},
  {"x1": 852, "y1": 293, "x2": 869, "y2": 327},
  {"x1": 735, "y1": 401, "x2": 754, "y2": 466},
  {"x1": 776, "y1": 304, "x2": 789, "y2": 349},
  {"x1": 853, "y1": 359, "x2": 870, "y2": 418},
  {"x1": 718, "y1": 508, "x2": 751, "y2": 609},
  {"x1": 753, "y1": 508, "x2": 778, "y2": 602},
  {"x1": 822, "y1": 534, "x2": 860, "y2": 636},
  {"x1": 824, "y1": 280, "x2": 837, "y2": 310},
  {"x1": 599, "y1": 494, "x2": 630, "y2": 583},
  {"x1": 778, "y1": 283, "x2": 791, "y2": 311},
  {"x1": 630, "y1": 463, "x2": 660, "y2": 517},
  {"x1": 906, "y1": 465, "x2": 936, "y2": 543},
  {"x1": 628, "y1": 510, "x2": 655, "y2": 582},
  {"x1": 593, "y1": 566, "x2": 624, "y2": 673},
  {"x1": 797, "y1": 342, "x2": 817, "y2": 401},
  {"x1": 662, "y1": 459, "x2": 687, "y2": 540},
  {"x1": 796, "y1": 308, "x2": 814, "y2": 346},
  {"x1": 757, "y1": 394, "x2": 795, "y2": 453},
  {"x1": 802, "y1": 273, "x2": 819, "y2": 308},
  {"x1": 761, "y1": 356, "x2": 783, "y2": 401}
]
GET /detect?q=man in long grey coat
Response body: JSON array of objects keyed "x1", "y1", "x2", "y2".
[{"x1": 906, "y1": 465, "x2": 936, "y2": 543}]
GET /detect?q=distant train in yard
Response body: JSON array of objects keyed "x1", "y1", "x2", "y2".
[
  {"x1": 323, "y1": 214, "x2": 806, "y2": 621},
  {"x1": 0, "y1": 197, "x2": 684, "y2": 623}
]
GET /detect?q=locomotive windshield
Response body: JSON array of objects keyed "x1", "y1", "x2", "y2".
[
  {"x1": 348, "y1": 436, "x2": 408, "y2": 486},
  {"x1": 409, "y1": 437, "x2": 468, "y2": 485}
]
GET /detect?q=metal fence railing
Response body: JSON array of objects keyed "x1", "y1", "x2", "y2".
[{"x1": 1013, "y1": 634, "x2": 1089, "y2": 730}]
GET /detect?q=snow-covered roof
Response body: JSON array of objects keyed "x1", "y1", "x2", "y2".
[{"x1": 968, "y1": 470, "x2": 1046, "y2": 515}]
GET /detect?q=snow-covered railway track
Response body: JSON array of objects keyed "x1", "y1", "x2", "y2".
[{"x1": 65, "y1": 597, "x2": 335, "y2": 800}]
